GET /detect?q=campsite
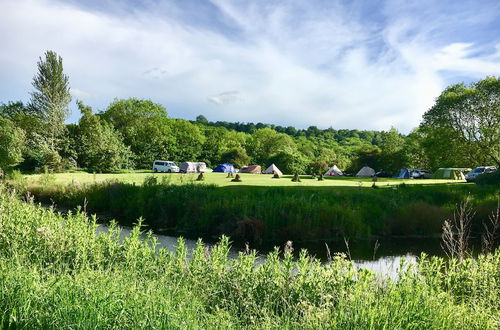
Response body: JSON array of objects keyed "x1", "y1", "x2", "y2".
[{"x1": 1, "y1": 1, "x2": 499, "y2": 327}]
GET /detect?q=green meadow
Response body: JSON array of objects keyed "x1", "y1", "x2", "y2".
[{"x1": 24, "y1": 170, "x2": 463, "y2": 187}]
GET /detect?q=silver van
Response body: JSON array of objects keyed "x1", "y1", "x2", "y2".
[{"x1": 152, "y1": 160, "x2": 180, "y2": 173}]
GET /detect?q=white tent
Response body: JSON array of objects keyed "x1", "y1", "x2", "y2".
[
  {"x1": 356, "y1": 166, "x2": 375, "y2": 177},
  {"x1": 263, "y1": 164, "x2": 283, "y2": 176},
  {"x1": 324, "y1": 165, "x2": 343, "y2": 176},
  {"x1": 179, "y1": 162, "x2": 207, "y2": 173}
]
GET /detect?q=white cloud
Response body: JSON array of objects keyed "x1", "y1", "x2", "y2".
[
  {"x1": 0, "y1": 0, "x2": 499, "y2": 132},
  {"x1": 208, "y1": 91, "x2": 242, "y2": 105}
]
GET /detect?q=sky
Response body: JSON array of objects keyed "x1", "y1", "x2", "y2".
[{"x1": 0, "y1": 0, "x2": 499, "y2": 133}]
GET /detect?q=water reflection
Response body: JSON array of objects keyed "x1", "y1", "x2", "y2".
[{"x1": 97, "y1": 225, "x2": 429, "y2": 278}]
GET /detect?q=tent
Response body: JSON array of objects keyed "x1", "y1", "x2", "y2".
[
  {"x1": 356, "y1": 166, "x2": 375, "y2": 177},
  {"x1": 324, "y1": 165, "x2": 343, "y2": 176},
  {"x1": 432, "y1": 168, "x2": 471, "y2": 180},
  {"x1": 179, "y1": 162, "x2": 207, "y2": 173},
  {"x1": 396, "y1": 168, "x2": 430, "y2": 179},
  {"x1": 396, "y1": 168, "x2": 412, "y2": 179},
  {"x1": 263, "y1": 164, "x2": 283, "y2": 176},
  {"x1": 239, "y1": 165, "x2": 262, "y2": 174},
  {"x1": 213, "y1": 163, "x2": 236, "y2": 173}
]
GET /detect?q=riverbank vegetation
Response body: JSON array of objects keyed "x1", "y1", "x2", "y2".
[
  {"x1": 0, "y1": 187, "x2": 498, "y2": 328},
  {"x1": 18, "y1": 177, "x2": 499, "y2": 245}
]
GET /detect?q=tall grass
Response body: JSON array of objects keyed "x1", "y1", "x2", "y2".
[
  {"x1": 23, "y1": 179, "x2": 500, "y2": 244},
  {"x1": 0, "y1": 186, "x2": 498, "y2": 328}
]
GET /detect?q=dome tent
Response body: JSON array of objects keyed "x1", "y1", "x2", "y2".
[
  {"x1": 213, "y1": 163, "x2": 236, "y2": 173},
  {"x1": 324, "y1": 165, "x2": 343, "y2": 176},
  {"x1": 263, "y1": 164, "x2": 283, "y2": 176},
  {"x1": 239, "y1": 165, "x2": 262, "y2": 174},
  {"x1": 356, "y1": 166, "x2": 375, "y2": 177}
]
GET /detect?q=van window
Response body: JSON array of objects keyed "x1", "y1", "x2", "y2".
[{"x1": 155, "y1": 161, "x2": 164, "y2": 166}]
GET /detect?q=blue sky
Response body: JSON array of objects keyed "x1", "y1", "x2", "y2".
[{"x1": 0, "y1": 0, "x2": 499, "y2": 132}]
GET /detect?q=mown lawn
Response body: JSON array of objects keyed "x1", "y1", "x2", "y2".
[{"x1": 23, "y1": 170, "x2": 465, "y2": 187}]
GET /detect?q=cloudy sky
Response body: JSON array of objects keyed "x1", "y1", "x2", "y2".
[{"x1": 1, "y1": 0, "x2": 499, "y2": 132}]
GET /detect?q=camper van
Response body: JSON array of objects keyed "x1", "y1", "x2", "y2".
[{"x1": 152, "y1": 160, "x2": 179, "y2": 173}]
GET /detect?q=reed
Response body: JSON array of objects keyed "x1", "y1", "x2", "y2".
[{"x1": 23, "y1": 179, "x2": 500, "y2": 245}]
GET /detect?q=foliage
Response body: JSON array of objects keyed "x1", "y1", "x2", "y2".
[
  {"x1": 475, "y1": 170, "x2": 500, "y2": 186},
  {"x1": 310, "y1": 159, "x2": 330, "y2": 175},
  {"x1": 268, "y1": 151, "x2": 309, "y2": 174},
  {"x1": 25, "y1": 179, "x2": 499, "y2": 243},
  {"x1": 220, "y1": 147, "x2": 251, "y2": 168},
  {"x1": 28, "y1": 50, "x2": 71, "y2": 152},
  {"x1": 247, "y1": 128, "x2": 298, "y2": 165},
  {"x1": 0, "y1": 188, "x2": 498, "y2": 328},
  {"x1": 347, "y1": 146, "x2": 383, "y2": 173},
  {"x1": 168, "y1": 119, "x2": 206, "y2": 162},
  {"x1": 102, "y1": 98, "x2": 174, "y2": 168},
  {"x1": 0, "y1": 117, "x2": 25, "y2": 170},
  {"x1": 421, "y1": 76, "x2": 500, "y2": 168},
  {"x1": 76, "y1": 101, "x2": 133, "y2": 172}
]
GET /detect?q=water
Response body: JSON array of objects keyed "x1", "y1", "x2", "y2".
[{"x1": 97, "y1": 225, "x2": 437, "y2": 278}]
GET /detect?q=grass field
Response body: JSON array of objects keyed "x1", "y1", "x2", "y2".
[{"x1": 23, "y1": 170, "x2": 465, "y2": 187}]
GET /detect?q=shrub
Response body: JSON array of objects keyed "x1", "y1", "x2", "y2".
[
  {"x1": 475, "y1": 170, "x2": 500, "y2": 185},
  {"x1": 231, "y1": 174, "x2": 242, "y2": 182}
]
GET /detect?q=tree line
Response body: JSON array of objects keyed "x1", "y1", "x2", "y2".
[{"x1": 1, "y1": 51, "x2": 498, "y2": 174}]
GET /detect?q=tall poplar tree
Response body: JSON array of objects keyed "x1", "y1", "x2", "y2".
[{"x1": 29, "y1": 50, "x2": 71, "y2": 151}]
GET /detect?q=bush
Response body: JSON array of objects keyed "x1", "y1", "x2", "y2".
[{"x1": 475, "y1": 170, "x2": 500, "y2": 185}]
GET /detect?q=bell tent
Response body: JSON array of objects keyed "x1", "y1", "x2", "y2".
[
  {"x1": 179, "y1": 162, "x2": 207, "y2": 173},
  {"x1": 432, "y1": 168, "x2": 470, "y2": 180},
  {"x1": 356, "y1": 166, "x2": 375, "y2": 177},
  {"x1": 213, "y1": 163, "x2": 236, "y2": 173},
  {"x1": 324, "y1": 165, "x2": 343, "y2": 176},
  {"x1": 263, "y1": 164, "x2": 283, "y2": 176},
  {"x1": 239, "y1": 165, "x2": 262, "y2": 174}
]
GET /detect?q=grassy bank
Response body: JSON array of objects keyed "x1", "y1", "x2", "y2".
[
  {"x1": 0, "y1": 187, "x2": 498, "y2": 328},
  {"x1": 22, "y1": 178, "x2": 500, "y2": 245}
]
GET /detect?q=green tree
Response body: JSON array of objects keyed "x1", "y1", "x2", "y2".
[
  {"x1": 196, "y1": 115, "x2": 209, "y2": 124},
  {"x1": 348, "y1": 146, "x2": 382, "y2": 173},
  {"x1": 247, "y1": 128, "x2": 297, "y2": 165},
  {"x1": 420, "y1": 77, "x2": 500, "y2": 167},
  {"x1": 0, "y1": 117, "x2": 26, "y2": 171},
  {"x1": 268, "y1": 151, "x2": 309, "y2": 174},
  {"x1": 102, "y1": 98, "x2": 175, "y2": 168},
  {"x1": 309, "y1": 159, "x2": 329, "y2": 175},
  {"x1": 169, "y1": 119, "x2": 206, "y2": 162},
  {"x1": 378, "y1": 127, "x2": 405, "y2": 174},
  {"x1": 220, "y1": 147, "x2": 251, "y2": 168},
  {"x1": 401, "y1": 128, "x2": 429, "y2": 169},
  {"x1": 29, "y1": 51, "x2": 71, "y2": 151},
  {"x1": 76, "y1": 101, "x2": 132, "y2": 172}
]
